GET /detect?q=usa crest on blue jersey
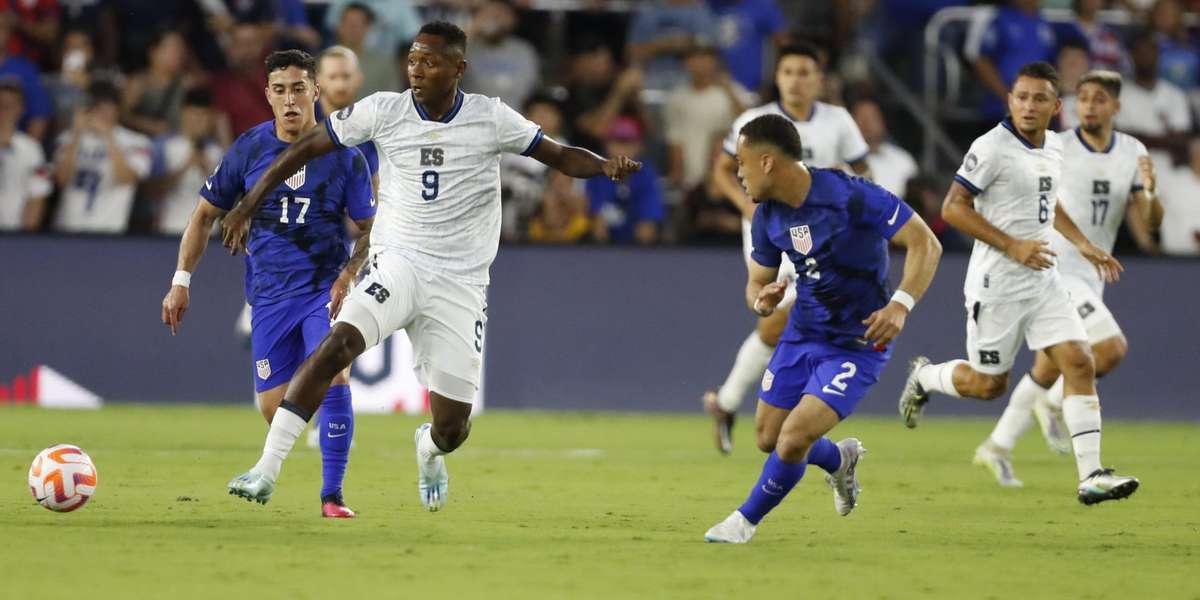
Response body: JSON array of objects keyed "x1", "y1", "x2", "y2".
[
  {"x1": 790, "y1": 225, "x2": 812, "y2": 254},
  {"x1": 285, "y1": 166, "x2": 306, "y2": 190}
]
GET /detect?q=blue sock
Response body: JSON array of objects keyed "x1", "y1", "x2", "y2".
[
  {"x1": 806, "y1": 437, "x2": 842, "y2": 474},
  {"x1": 737, "y1": 452, "x2": 807, "y2": 525},
  {"x1": 318, "y1": 384, "x2": 354, "y2": 501}
]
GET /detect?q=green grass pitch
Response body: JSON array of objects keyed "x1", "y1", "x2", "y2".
[{"x1": 2, "y1": 405, "x2": 1197, "y2": 599}]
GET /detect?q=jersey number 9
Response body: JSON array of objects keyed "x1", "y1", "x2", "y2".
[{"x1": 422, "y1": 170, "x2": 439, "y2": 201}]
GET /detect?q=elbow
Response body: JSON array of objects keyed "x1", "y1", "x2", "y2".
[
  {"x1": 940, "y1": 201, "x2": 959, "y2": 226},
  {"x1": 927, "y1": 232, "x2": 944, "y2": 261}
]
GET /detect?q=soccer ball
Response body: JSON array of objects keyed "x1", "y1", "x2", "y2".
[{"x1": 28, "y1": 444, "x2": 98, "y2": 512}]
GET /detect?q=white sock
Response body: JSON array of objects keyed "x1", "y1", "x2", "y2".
[
  {"x1": 988, "y1": 374, "x2": 1042, "y2": 451},
  {"x1": 252, "y1": 406, "x2": 308, "y2": 482},
  {"x1": 716, "y1": 332, "x2": 775, "y2": 412},
  {"x1": 417, "y1": 426, "x2": 447, "y2": 463},
  {"x1": 1062, "y1": 394, "x2": 1103, "y2": 480},
  {"x1": 1046, "y1": 376, "x2": 1065, "y2": 410},
  {"x1": 915, "y1": 360, "x2": 966, "y2": 398}
]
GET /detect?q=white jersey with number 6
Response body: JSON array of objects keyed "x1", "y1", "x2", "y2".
[
  {"x1": 1050, "y1": 129, "x2": 1148, "y2": 296},
  {"x1": 954, "y1": 119, "x2": 1064, "y2": 303},
  {"x1": 326, "y1": 89, "x2": 543, "y2": 285}
]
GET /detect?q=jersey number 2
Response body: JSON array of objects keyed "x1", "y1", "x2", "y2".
[{"x1": 821, "y1": 361, "x2": 857, "y2": 396}]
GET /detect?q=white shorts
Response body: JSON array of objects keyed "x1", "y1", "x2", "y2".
[
  {"x1": 1061, "y1": 275, "x2": 1123, "y2": 344},
  {"x1": 965, "y1": 283, "x2": 1088, "y2": 375},
  {"x1": 335, "y1": 252, "x2": 486, "y2": 403},
  {"x1": 742, "y1": 219, "x2": 797, "y2": 306}
]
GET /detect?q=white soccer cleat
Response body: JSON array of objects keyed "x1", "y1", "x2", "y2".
[
  {"x1": 1031, "y1": 395, "x2": 1072, "y2": 455},
  {"x1": 704, "y1": 510, "x2": 756, "y2": 544},
  {"x1": 1078, "y1": 468, "x2": 1139, "y2": 505},
  {"x1": 227, "y1": 470, "x2": 276, "y2": 505},
  {"x1": 973, "y1": 442, "x2": 1023, "y2": 488},
  {"x1": 414, "y1": 423, "x2": 449, "y2": 512},
  {"x1": 825, "y1": 438, "x2": 866, "y2": 516},
  {"x1": 898, "y1": 356, "x2": 931, "y2": 428}
]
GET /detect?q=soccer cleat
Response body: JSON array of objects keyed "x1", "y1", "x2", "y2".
[
  {"x1": 973, "y1": 441, "x2": 1024, "y2": 488},
  {"x1": 321, "y1": 494, "x2": 357, "y2": 518},
  {"x1": 1032, "y1": 395, "x2": 1072, "y2": 455},
  {"x1": 227, "y1": 470, "x2": 275, "y2": 505},
  {"x1": 414, "y1": 423, "x2": 449, "y2": 512},
  {"x1": 825, "y1": 438, "x2": 866, "y2": 516},
  {"x1": 1078, "y1": 468, "x2": 1139, "y2": 505},
  {"x1": 702, "y1": 389, "x2": 735, "y2": 455},
  {"x1": 898, "y1": 356, "x2": 931, "y2": 428},
  {"x1": 704, "y1": 510, "x2": 756, "y2": 544}
]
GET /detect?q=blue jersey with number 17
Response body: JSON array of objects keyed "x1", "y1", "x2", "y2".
[
  {"x1": 751, "y1": 168, "x2": 914, "y2": 349},
  {"x1": 201, "y1": 120, "x2": 376, "y2": 305}
]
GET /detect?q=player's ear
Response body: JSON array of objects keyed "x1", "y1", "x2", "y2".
[
  {"x1": 761, "y1": 152, "x2": 774, "y2": 174},
  {"x1": 313, "y1": 81, "x2": 321, "y2": 103},
  {"x1": 1053, "y1": 96, "x2": 1062, "y2": 117}
]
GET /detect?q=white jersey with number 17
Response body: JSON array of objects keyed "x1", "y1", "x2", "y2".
[
  {"x1": 326, "y1": 89, "x2": 543, "y2": 286},
  {"x1": 954, "y1": 119, "x2": 1064, "y2": 303}
]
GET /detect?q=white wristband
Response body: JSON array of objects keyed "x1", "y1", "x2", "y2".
[
  {"x1": 753, "y1": 298, "x2": 773, "y2": 316},
  {"x1": 890, "y1": 290, "x2": 915, "y2": 312},
  {"x1": 172, "y1": 270, "x2": 192, "y2": 288}
]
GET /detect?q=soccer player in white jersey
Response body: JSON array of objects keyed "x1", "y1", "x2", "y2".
[
  {"x1": 0, "y1": 79, "x2": 50, "y2": 231},
  {"x1": 221, "y1": 22, "x2": 641, "y2": 511},
  {"x1": 897, "y1": 62, "x2": 1140, "y2": 505},
  {"x1": 703, "y1": 42, "x2": 872, "y2": 454},
  {"x1": 973, "y1": 70, "x2": 1162, "y2": 486}
]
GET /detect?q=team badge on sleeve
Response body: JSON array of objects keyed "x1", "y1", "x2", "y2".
[
  {"x1": 790, "y1": 225, "x2": 813, "y2": 255},
  {"x1": 256, "y1": 359, "x2": 272, "y2": 380}
]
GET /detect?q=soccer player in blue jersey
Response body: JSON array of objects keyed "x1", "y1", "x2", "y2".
[
  {"x1": 160, "y1": 50, "x2": 376, "y2": 518},
  {"x1": 704, "y1": 114, "x2": 942, "y2": 543}
]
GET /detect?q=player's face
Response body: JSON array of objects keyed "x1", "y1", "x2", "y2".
[
  {"x1": 266, "y1": 66, "x2": 317, "y2": 134},
  {"x1": 1076, "y1": 82, "x2": 1119, "y2": 133},
  {"x1": 317, "y1": 55, "x2": 362, "y2": 110},
  {"x1": 775, "y1": 55, "x2": 822, "y2": 106},
  {"x1": 735, "y1": 135, "x2": 770, "y2": 202},
  {"x1": 1007, "y1": 76, "x2": 1060, "y2": 135},
  {"x1": 408, "y1": 34, "x2": 466, "y2": 105}
]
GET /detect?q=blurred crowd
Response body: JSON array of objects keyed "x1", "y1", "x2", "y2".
[{"x1": 0, "y1": 0, "x2": 1197, "y2": 255}]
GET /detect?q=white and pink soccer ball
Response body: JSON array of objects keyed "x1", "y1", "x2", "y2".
[{"x1": 28, "y1": 444, "x2": 98, "y2": 512}]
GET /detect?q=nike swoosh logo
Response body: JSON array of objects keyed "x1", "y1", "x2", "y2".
[
  {"x1": 205, "y1": 179, "x2": 213, "y2": 190},
  {"x1": 327, "y1": 432, "x2": 348, "y2": 438},
  {"x1": 822, "y1": 386, "x2": 847, "y2": 397},
  {"x1": 887, "y1": 203, "x2": 901, "y2": 226}
]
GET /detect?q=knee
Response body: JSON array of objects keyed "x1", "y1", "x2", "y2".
[
  {"x1": 316, "y1": 328, "x2": 363, "y2": 368},
  {"x1": 432, "y1": 412, "x2": 471, "y2": 450},
  {"x1": 976, "y1": 373, "x2": 1009, "y2": 400},
  {"x1": 1093, "y1": 338, "x2": 1127, "y2": 378},
  {"x1": 755, "y1": 429, "x2": 777, "y2": 454},
  {"x1": 775, "y1": 429, "x2": 818, "y2": 463},
  {"x1": 1060, "y1": 346, "x2": 1096, "y2": 381}
]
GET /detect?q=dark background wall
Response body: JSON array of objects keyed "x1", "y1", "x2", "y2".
[{"x1": 2, "y1": 236, "x2": 1196, "y2": 419}]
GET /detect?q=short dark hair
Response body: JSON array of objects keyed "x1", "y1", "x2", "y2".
[
  {"x1": 1014, "y1": 61, "x2": 1060, "y2": 96},
  {"x1": 342, "y1": 2, "x2": 376, "y2": 24},
  {"x1": 265, "y1": 49, "x2": 317, "y2": 82},
  {"x1": 1077, "y1": 69, "x2": 1122, "y2": 98},
  {"x1": 523, "y1": 91, "x2": 561, "y2": 113},
  {"x1": 418, "y1": 21, "x2": 468, "y2": 55},
  {"x1": 776, "y1": 41, "x2": 823, "y2": 71},
  {"x1": 183, "y1": 88, "x2": 212, "y2": 108},
  {"x1": 86, "y1": 80, "x2": 121, "y2": 107},
  {"x1": 0, "y1": 76, "x2": 23, "y2": 98},
  {"x1": 739, "y1": 114, "x2": 804, "y2": 160}
]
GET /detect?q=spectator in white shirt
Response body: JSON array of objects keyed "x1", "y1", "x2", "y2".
[
  {"x1": 0, "y1": 78, "x2": 50, "y2": 231},
  {"x1": 850, "y1": 97, "x2": 917, "y2": 197},
  {"x1": 665, "y1": 45, "x2": 747, "y2": 193},
  {"x1": 52, "y1": 80, "x2": 152, "y2": 234},
  {"x1": 1159, "y1": 139, "x2": 1200, "y2": 256},
  {"x1": 1116, "y1": 30, "x2": 1193, "y2": 167},
  {"x1": 464, "y1": 0, "x2": 540, "y2": 109},
  {"x1": 153, "y1": 89, "x2": 224, "y2": 235}
]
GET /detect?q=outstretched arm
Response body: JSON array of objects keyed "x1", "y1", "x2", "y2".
[
  {"x1": 862, "y1": 214, "x2": 942, "y2": 346},
  {"x1": 162, "y1": 199, "x2": 226, "y2": 336},
  {"x1": 529, "y1": 136, "x2": 641, "y2": 181},
  {"x1": 221, "y1": 125, "x2": 338, "y2": 254}
]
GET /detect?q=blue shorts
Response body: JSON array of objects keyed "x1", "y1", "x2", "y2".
[
  {"x1": 249, "y1": 291, "x2": 331, "y2": 393},
  {"x1": 759, "y1": 340, "x2": 890, "y2": 419}
]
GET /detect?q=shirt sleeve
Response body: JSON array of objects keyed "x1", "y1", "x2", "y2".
[
  {"x1": 125, "y1": 135, "x2": 153, "y2": 179},
  {"x1": 1131, "y1": 138, "x2": 1150, "y2": 192},
  {"x1": 749, "y1": 204, "x2": 782, "y2": 267},
  {"x1": 326, "y1": 93, "x2": 381, "y2": 148},
  {"x1": 977, "y1": 14, "x2": 1005, "y2": 62},
  {"x1": 199, "y1": 142, "x2": 244, "y2": 210},
  {"x1": 344, "y1": 149, "x2": 377, "y2": 220},
  {"x1": 854, "y1": 181, "x2": 914, "y2": 240},
  {"x1": 495, "y1": 98, "x2": 543, "y2": 156},
  {"x1": 759, "y1": 0, "x2": 786, "y2": 35},
  {"x1": 953, "y1": 137, "x2": 1001, "y2": 196},
  {"x1": 837, "y1": 107, "x2": 871, "y2": 165}
]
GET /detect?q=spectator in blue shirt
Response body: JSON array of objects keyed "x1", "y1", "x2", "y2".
[
  {"x1": 627, "y1": 0, "x2": 718, "y2": 92},
  {"x1": 323, "y1": 0, "x2": 420, "y2": 55},
  {"x1": 1150, "y1": 0, "x2": 1199, "y2": 90},
  {"x1": 0, "y1": 18, "x2": 50, "y2": 140},
  {"x1": 706, "y1": 0, "x2": 787, "y2": 92},
  {"x1": 970, "y1": 0, "x2": 1059, "y2": 118},
  {"x1": 587, "y1": 116, "x2": 665, "y2": 244}
]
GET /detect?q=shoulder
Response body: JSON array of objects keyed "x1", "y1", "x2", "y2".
[
  {"x1": 1116, "y1": 131, "x2": 1149, "y2": 157},
  {"x1": 116, "y1": 126, "x2": 151, "y2": 147},
  {"x1": 731, "y1": 102, "x2": 779, "y2": 129},
  {"x1": 816, "y1": 101, "x2": 854, "y2": 124},
  {"x1": 1044, "y1": 129, "x2": 1065, "y2": 153},
  {"x1": 11, "y1": 132, "x2": 43, "y2": 158},
  {"x1": 969, "y1": 124, "x2": 1010, "y2": 154}
]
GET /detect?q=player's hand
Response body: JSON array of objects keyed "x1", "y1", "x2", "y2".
[
  {"x1": 329, "y1": 271, "x2": 354, "y2": 320},
  {"x1": 603, "y1": 156, "x2": 642, "y2": 182},
  {"x1": 221, "y1": 205, "x2": 252, "y2": 255},
  {"x1": 1078, "y1": 241, "x2": 1124, "y2": 283},
  {"x1": 1005, "y1": 238, "x2": 1056, "y2": 270},
  {"x1": 753, "y1": 280, "x2": 788, "y2": 316},
  {"x1": 862, "y1": 301, "x2": 908, "y2": 348},
  {"x1": 161, "y1": 285, "x2": 189, "y2": 336},
  {"x1": 1137, "y1": 156, "x2": 1156, "y2": 196}
]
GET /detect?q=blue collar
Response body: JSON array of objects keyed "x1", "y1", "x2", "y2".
[
  {"x1": 414, "y1": 89, "x2": 465, "y2": 123},
  {"x1": 777, "y1": 101, "x2": 816, "y2": 123},
  {"x1": 1074, "y1": 127, "x2": 1115, "y2": 153},
  {"x1": 1001, "y1": 117, "x2": 1041, "y2": 149}
]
